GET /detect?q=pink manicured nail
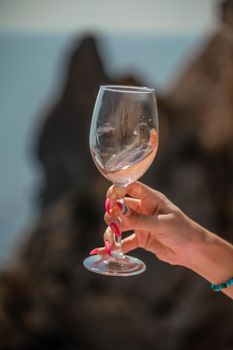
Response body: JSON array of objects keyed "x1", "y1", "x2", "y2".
[
  {"x1": 89, "y1": 248, "x2": 100, "y2": 255},
  {"x1": 110, "y1": 222, "x2": 122, "y2": 237},
  {"x1": 116, "y1": 201, "x2": 128, "y2": 215},
  {"x1": 105, "y1": 241, "x2": 112, "y2": 256},
  {"x1": 105, "y1": 198, "x2": 111, "y2": 215},
  {"x1": 116, "y1": 201, "x2": 123, "y2": 210}
]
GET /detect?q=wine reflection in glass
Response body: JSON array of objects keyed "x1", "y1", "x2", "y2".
[{"x1": 83, "y1": 85, "x2": 159, "y2": 276}]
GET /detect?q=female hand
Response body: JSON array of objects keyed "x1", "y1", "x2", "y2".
[
  {"x1": 90, "y1": 181, "x2": 233, "y2": 298},
  {"x1": 103, "y1": 181, "x2": 205, "y2": 267}
]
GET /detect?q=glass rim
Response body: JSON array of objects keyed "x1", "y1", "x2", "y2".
[{"x1": 100, "y1": 85, "x2": 155, "y2": 93}]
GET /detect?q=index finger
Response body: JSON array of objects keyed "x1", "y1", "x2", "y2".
[
  {"x1": 106, "y1": 185, "x2": 127, "y2": 201},
  {"x1": 107, "y1": 181, "x2": 154, "y2": 200},
  {"x1": 126, "y1": 181, "x2": 154, "y2": 199},
  {"x1": 126, "y1": 181, "x2": 164, "y2": 203},
  {"x1": 110, "y1": 181, "x2": 164, "y2": 203}
]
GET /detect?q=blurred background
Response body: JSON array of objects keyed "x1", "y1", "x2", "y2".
[
  {"x1": 0, "y1": 0, "x2": 233, "y2": 349},
  {"x1": 0, "y1": 0, "x2": 217, "y2": 261}
]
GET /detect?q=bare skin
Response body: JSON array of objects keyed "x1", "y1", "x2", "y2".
[{"x1": 101, "y1": 181, "x2": 233, "y2": 299}]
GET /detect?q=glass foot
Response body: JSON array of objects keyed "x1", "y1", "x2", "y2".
[{"x1": 83, "y1": 254, "x2": 146, "y2": 277}]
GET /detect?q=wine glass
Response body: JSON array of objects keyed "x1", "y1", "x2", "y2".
[{"x1": 83, "y1": 85, "x2": 159, "y2": 276}]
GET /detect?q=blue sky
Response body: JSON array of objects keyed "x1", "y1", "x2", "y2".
[{"x1": 0, "y1": 0, "x2": 218, "y2": 35}]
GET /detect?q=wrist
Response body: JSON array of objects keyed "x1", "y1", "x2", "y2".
[
  {"x1": 180, "y1": 219, "x2": 209, "y2": 270},
  {"x1": 184, "y1": 224, "x2": 233, "y2": 285}
]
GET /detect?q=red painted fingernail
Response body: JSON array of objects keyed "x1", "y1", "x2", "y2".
[
  {"x1": 105, "y1": 198, "x2": 111, "y2": 215},
  {"x1": 89, "y1": 248, "x2": 100, "y2": 255},
  {"x1": 116, "y1": 201, "x2": 123, "y2": 210},
  {"x1": 105, "y1": 241, "x2": 112, "y2": 256},
  {"x1": 110, "y1": 222, "x2": 122, "y2": 237},
  {"x1": 116, "y1": 201, "x2": 128, "y2": 215}
]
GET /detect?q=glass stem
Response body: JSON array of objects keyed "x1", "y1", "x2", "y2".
[
  {"x1": 114, "y1": 233, "x2": 123, "y2": 257},
  {"x1": 112, "y1": 185, "x2": 127, "y2": 258}
]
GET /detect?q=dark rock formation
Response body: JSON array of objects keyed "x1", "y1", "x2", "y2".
[
  {"x1": 166, "y1": 0, "x2": 233, "y2": 237},
  {"x1": 168, "y1": 22, "x2": 233, "y2": 152},
  {"x1": 0, "y1": 190, "x2": 232, "y2": 350},
  {"x1": 36, "y1": 36, "x2": 141, "y2": 208},
  {"x1": 1, "y1": 1, "x2": 233, "y2": 349}
]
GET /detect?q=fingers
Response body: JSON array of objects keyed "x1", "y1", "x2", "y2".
[
  {"x1": 106, "y1": 196, "x2": 142, "y2": 217},
  {"x1": 89, "y1": 233, "x2": 139, "y2": 256},
  {"x1": 103, "y1": 226, "x2": 115, "y2": 245},
  {"x1": 89, "y1": 243, "x2": 110, "y2": 256},
  {"x1": 126, "y1": 183, "x2": 169, "y2": 214},
  {"x1": 106, "y1": 182, "x2": 149, "y2": 200},
  {"x1": 121, "y1": 233, "x2": 138, "y2": 253},
  {"x1": 122, "y1": 231, "x2": 174, "y2": 263},
  {"x1": 127, "y1": 181, "x2": 156, "y2": 200},
  {"x1": 89, "y1": 227, "x2": 116, "y2": 257},
  {"x1": 123, "y1": 210, "x2": 160, "y2": 231},
  {"x1": 89, "y1": 232, "x2": 174, "y2": 264},
  {"x1": 104, "y1": 197, "x2": 141, "y2": 236},
  {"x1": 105, "y1": 204, "x2": 160, "y2": 232},
  {"x1": 106, "y1": 185, "x2": 127, "y2": 203},
  {"x1": 107, "y1": 182, "x2": 167, "y2": 210},
  {"x1": 124, "y1": 197, "x2": 141, "y2": 213}
]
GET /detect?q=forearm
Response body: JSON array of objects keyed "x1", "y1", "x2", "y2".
[{"x1": 186, "y1": 224, "x2": 233, "y2": 299}]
